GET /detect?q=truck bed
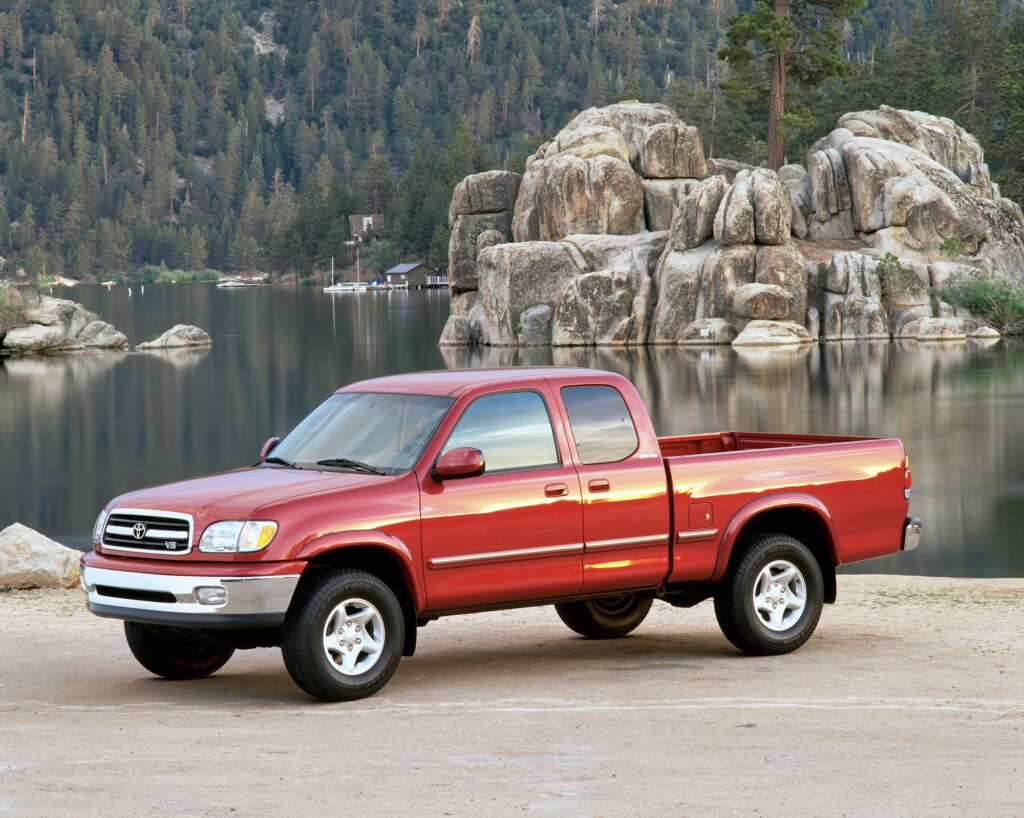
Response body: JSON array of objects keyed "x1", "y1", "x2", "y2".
[{"x1": 658, "y1": 431, "x2": 869, "y2": 459}]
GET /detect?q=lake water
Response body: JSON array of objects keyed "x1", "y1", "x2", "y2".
[{"x1": 1, "y1": 283, "x2": 1021, "y2": 577}]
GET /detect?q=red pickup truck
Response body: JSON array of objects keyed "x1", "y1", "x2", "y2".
[{"x1": 81, "y1": 368, "x2": 920, "y2": 701}]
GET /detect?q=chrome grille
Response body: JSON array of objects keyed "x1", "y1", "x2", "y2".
[{"x1": 103, "y1": 509, "x2": 194, "y2": 554}]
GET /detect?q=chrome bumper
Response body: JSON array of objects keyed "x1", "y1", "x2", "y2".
[
  {"x1": 81, "y1": 564, "x2": 300, "y2": 628},
  {"x1": 902, "y1": 517, "x2": 922, "y2": 552}
]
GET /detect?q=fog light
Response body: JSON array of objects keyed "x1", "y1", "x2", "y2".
[{"x1": 196, "y1": 586, "x2": 227, "y2": 606}]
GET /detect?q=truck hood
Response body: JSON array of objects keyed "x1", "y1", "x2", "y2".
[{"x1": 109, "y1": 466, "x2": 384, "y2": 524}]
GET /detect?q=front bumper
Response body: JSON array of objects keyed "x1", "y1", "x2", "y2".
[
  {"x1": 81, "y1": 563, "x2": 301, "y2": 628},
  {"x1": 902, "y1": 517, "x2": 922, "y2": 552}
]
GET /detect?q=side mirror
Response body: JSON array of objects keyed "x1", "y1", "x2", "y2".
[
  {"x1": 432, "y1": 447, "x2": 485, "y2": 480},
  {"x1": 260, "y1": 436, "x2": 281, "y2": 459}
]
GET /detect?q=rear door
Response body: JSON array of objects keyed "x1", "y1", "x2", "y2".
[
  {"x1": 418, "y1": 386, "x2": 584, "y2": 611},
  {"x1": 559, "y1": 384, "x2": 670, "y2": 593}
]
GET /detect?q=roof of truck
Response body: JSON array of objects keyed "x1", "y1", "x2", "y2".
[{"x1": 338, "y1": 367, "x2": 624, "y2": 397}]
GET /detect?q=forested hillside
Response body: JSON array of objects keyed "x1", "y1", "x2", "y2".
[{"x1": 0, "y1": 0, "x2": 1021, "y2": 282}]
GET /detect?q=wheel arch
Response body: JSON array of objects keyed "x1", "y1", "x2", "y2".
[
  {"x1": 295, "y1": 531, "x2": 423, "y2": 656},
  {"x1": 713, "y1": 495, "x2": 839, "y2": 604}
]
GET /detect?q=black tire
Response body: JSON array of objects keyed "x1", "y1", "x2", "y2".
[
  {"x1": 554, "y1": 594, "x2": 653, "y2": 639},
  {"x1": 714, "y1": 533, "x2": 824, "y2": 655},
  {"x1": 281, "y1": 569, "x2": 405, "y2": 701},
  {"x1": 124, "y1": 622, "x2": 234, "y2": 680}
]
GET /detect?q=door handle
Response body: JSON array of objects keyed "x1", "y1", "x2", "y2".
[
  {"x1": 588, "y1": 478, "x2": 610, "y2": 493},
  {"x1": 544, "y1": 482, "x2": 568, "y2": 497}
]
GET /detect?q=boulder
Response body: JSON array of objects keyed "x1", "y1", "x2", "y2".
[
  {"x1": 836, "y1": 105, "x2": 985, "y2": 184},
  {"x1": 666, "y1": 176, "x2": 727, "y2": 252},
  {"x1": 820, "y1": 251, "x2": 890, "y2": 340},
  {"x1": 518, "y1": 303, "x2": 554, "y2": 346},
  {"x1": 136, "y1": 324, "x2": 212, "y2": 350},
  {"x1": 539, "y1": 152, "x2": 645, "y2": 241},
  {"x1": 713, "y1": 174, "x2": 755, "y2": 246},
  {"x1": 649, "y1": 241, "x2": 718, "y2": 343},
  {"x1": 706, "y1": 158, "x2": 756, "y2": 183},
  {"x1": 898, "y1": 316, "x2": 967, "y2": 341},
  {"x1": 553, "y1": 232, "x2": 667, "y2": 346},
  {"x1": 750, "y1": 168, "x2": 791, "y2": 245},
  {"x1": 678, "y1": 317, "x2": 737, "y2": 345},
  {"x1": 78, "y1": 320, "x2": 130, "y2": 350},
  {"x1": 637, "y1": 123, "x2": 706, "y2": 179},
  {"x1": 559, "y1": 101, "x2": 680, "y2": 164},
  {"x1": 698, "y1": 244, "x2": 757, "y2": 327},
  {"x1": 22, "y1": 296, "x2": 98, "y2": 338},
  {"x1": 2, "y1": 323, "x2": 68, "y2": 353},
  {"x1": 641, "y1": 179, "x2": 701, "y2": 231},
  {"x1": 439, "y1": 291, "x2": 480, "y2": 346},
  {"x1": 448, "y1": 170, "x2": 522, "y2": 222},
  {"x1": 449, "y1": 212, "x2": 514, "y2": 292},
  {"x1": 779, "y1": 164, "x2": 812, "y2": 239},
  {"x1": 732, "y1": 320, "x2": 813, "y2": 346},
  {"x1": 0, "y1": 523, "x2": 80, "y2": 589},
  {"x1": 554, "y1": 125, "x2": 631, "y2": 163},
  {"x1": 511, "y1": 165, "x2": 544, "y2": 242},
  {"x1": 733, "y1": 283, "x2": 794, "y2": 321},
  {"x1": 475, "y1": 241, "x2": 586, "y2": 346},
  {"x1": 755, "y1": 241, "x2": 808, "y2": 323}
]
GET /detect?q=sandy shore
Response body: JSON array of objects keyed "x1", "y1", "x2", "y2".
[{"x1": 1, "y1": 575, "x2": 1022, "y2": 816}]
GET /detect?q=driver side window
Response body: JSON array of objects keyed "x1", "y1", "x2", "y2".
[{"x1": 442, "y1": 391, "x2": 560, "y2": 473}]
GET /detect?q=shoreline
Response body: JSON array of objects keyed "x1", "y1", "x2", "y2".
[{"x1": 2, "y1": 575, "x2": 1022, "y2": 815}]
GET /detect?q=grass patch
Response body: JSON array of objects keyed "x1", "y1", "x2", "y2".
[{"x1": 940, "y1": 272, "x2": 1024, "y2": 333}]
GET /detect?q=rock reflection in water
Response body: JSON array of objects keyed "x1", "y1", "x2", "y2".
[{"x1": 2, "y1": 285, "x2": 1021, "y2": 576}]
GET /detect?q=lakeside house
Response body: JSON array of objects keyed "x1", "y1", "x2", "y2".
[{"x1": 385, "y1": 262, "x2": 447, "y2": 289}]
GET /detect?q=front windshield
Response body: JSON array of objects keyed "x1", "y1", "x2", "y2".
[{"x1": 269, "y1": 392, "x2": 454, "y2": 475}]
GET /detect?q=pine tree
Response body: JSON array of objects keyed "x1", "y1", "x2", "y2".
[{"x1": 719, "y1": 0, "x2": 864, "y2": 169}]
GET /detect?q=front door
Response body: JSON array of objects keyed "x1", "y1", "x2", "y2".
[{"x1": 419, "y1": 388, "x2": 584, "y2": 611}]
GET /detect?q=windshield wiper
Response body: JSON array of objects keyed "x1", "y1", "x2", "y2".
[
  {"x1": 315, "y1": 458, "x2": 385, "y2": 475},
  {"x1": 262, "y1": 455, "x2": 300, "y2": 469}
]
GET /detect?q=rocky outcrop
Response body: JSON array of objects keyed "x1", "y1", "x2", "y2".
[
  {"x1": 77, "y1": 321, "x2": 130, "y2": 350},
  {"x1": 0, "y1": 523, "x2": 80, "y2": 589},
  {"x1": 136, "y1": 324, "x2": 212, "y2": 350},
  {"x1": 441, "y1": 171, "x2": 522, "y2": 345},
  {"x1": 442, "y1": 103, "x2": 1024, "y2": 349},
  {"x1": 1, "y1": 295, "x2": 130, "y2": 354}
]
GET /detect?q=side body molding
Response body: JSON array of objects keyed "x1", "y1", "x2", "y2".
[
  {"x1": 711, "y1": 493, "x2": 840, "y2": 582},
  {"x1": 296, "y1": 529, "x2": 426, "y2": 612}
]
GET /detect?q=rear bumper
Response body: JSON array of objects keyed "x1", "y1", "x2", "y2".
[
  {"x1": 902, "y1": 517, "x2": 922, "y2": 552},
  {"x1": 81, "y1": 563, "x2": 301, "y2": 628}
]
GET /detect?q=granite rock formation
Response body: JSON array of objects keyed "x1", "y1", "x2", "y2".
[{"x1": 440, "y1": 103, "x2": 1024, "y2": 348}]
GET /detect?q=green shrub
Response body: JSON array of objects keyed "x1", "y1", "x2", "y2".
[
  {"x1": 939, "y1": 235, "x2": 968, "y2": 256},
  {"x1": 298, "y1": 276, "x2": 319, "y2": 287},
  {"x1": 940, "y1": 272, "x2": 1024, "y2": 334},
  {"x1": 0, "y1": 283, "x2": 26, "y2": 334},
  {"x1": 876, "y1": 252, "x2": 910, "y2": 299}
]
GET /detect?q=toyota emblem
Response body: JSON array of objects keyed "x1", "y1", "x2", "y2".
[{"x1": 132, "y1": 523, "x2": 147, "y2": 540}]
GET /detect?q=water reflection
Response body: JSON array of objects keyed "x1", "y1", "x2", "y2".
[{"x1": 1, "y1": 284, "x2": 1021, "y2": 577}]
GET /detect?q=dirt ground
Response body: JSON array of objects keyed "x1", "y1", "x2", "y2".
[{"x1": 1, "y1": 576, "x2": 1022, "y2": 817}]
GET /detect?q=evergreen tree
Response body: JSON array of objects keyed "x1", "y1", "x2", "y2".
[{"x1": 720, "y1": 0, "x2": 864, "y2": 169}]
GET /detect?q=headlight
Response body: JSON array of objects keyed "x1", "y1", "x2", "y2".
[
  {"x1": 199, "y1": 520, "x2": 278, "y2": 553},
  {"x1": 92, "y1": 509, "x2": 108, "y2": 546}
]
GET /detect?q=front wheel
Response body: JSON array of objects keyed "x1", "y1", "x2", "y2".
[
  {"x1": 124, "y1": 622, "x2": 234, "y2": 680},
  {"x1": 281, "y1": 569, "x2": 405, "y2": 701},
  {"x1": 554, "y1": 594, "x2": 653, "y2": 639},
  {"x1": 714, "y1": 533, "x2": 824, "y2": 655}
]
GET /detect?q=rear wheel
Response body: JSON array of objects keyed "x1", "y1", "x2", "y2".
[
  {"x1": 124, "y1": 622, "x2": 234, "y2": 680},
  {"x1": 714, "y1": 533, "x2": 823, "y2": 655},
  {"x1": 554, "y1": 594, "x2": 653, "y2": 639},
  {"x1": 281, "y1": 569, "x2": 404, "y2": 701}
]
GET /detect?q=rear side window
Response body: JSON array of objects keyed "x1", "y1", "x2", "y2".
[
  {"x1": 442, "y1": 390, "x2": 560, "y2": 473},
  {"x1": 561, "y1": 385, "x2": 639, "y2": 465}
]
